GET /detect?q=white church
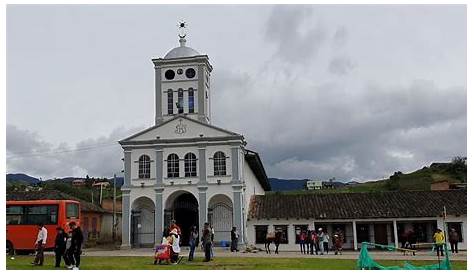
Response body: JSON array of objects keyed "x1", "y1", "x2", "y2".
[{"x1": 119, "y1": 24, "x2": 270, "y2": 248}]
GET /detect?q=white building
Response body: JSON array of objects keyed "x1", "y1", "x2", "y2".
[
  {"x1": 119, "y1": 27, "x2": 269, "y2": 248},
  {"x1": 306, "y1": 180, "x2": 323, "y2": 190},
  {"x1": 247, "y1": 190, "x2": 467, "y2": 251}
]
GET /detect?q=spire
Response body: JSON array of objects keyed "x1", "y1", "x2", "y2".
[{"x1": 178, "y1": 20, "x2": 187, "y2": 47}]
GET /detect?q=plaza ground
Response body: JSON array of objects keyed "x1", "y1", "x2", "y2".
[{"x1": 6, "y1": 248, "x2": 467, "y2": 270}]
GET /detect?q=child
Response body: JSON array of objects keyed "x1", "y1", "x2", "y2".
[{"x1": 333, "y1": 234, "x2": 343, "y2": 255}]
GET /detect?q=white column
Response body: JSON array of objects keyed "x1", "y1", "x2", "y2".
[
  {"x1": 121, "y1": 191, "x2": 131, "y2": 248},
  {"x1": 392, "y1": 220, "x2": 399, "y2": 248},
  {"x1": 352, "y1": 220, "x2": 358, "y2": 251}
]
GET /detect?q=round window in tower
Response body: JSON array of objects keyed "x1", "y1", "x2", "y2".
[
  {"x1": 165, "y1": 69, "x2": 175, "y2": 80},
  {"x1": 177, "y1": 68, "x2": 183, "y2": 75},
  {"x1": 185, "y1": 68, "x2": 196, "y2": 79}
]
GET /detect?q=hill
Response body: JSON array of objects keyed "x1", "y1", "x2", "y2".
[
  {"x1": 344, "y1": 160, "x2": 467, "y2": 192},
  {"x1": 266, "y1": 159, "x2": 466, "y2": 194},
  {"x1": 6, "y1": 173, "x2": 40, "y2": 184},
  {"x1": 354, "y1": 162, "x2": 467, "y2": 190}
]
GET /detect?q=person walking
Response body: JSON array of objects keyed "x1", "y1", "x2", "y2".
[
  {"x1": 54, "y1": 227, "x2": 68, "y2": 268},
  {"x1": 322, "y1": 229, "x2": 329, "y2": 254},
  {"x1": 230, "y1": 227, "x2": 239, "y2": 252},
  {"x1": 188, "y1": 226, "x2": 199, "y2": 261},
  {"x1": 448, "y1": 228, "x2": 459, "y2": 255},
  {"x1": 169, "y1": 228, "x2": 181, "y2": 264},
  {"x1": 201, "y1": 223, "x2": 212, "y2": 262},
  {"x1": 433, "y1": 228, "x2": 445, "y2": 257},
  {"x1": 210, "y1": 225, "x2": 215, "y2": 259},
  {"x1": 333, "y1": 233, "x2": 343, "y2": 255},
  {"x1": 32, "y1": 223, "x2": 47, "y2": 266},
  {"x1": 317, "y1": 228, "x2": 326, "y2": 255},
  {"x1": 67, "y1": 222, "x2": 84, "y2": 270},
  {"x1": 305, "y1": 230, "x2": 311, "y2": 254},
  {"x1": 310, "y1": 230, "x2": 317, "y2": 255},
  {"x1": 299, "y1": 230, "x2": 306, "y2": 254}
]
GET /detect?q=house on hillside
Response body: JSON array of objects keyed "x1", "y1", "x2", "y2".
[
  {"x1": 92, "y1": 181, "x2": 110, "y2": 188},
  {"x1": 431, "y1": 180, "x2": 467, "y2": 191},
  {"x1": 306, "y1": 180, "x2": 323, "y2": 190},
  {"x1": 247, "y1": 190, "x2": 466, "y2": 251},
  {"x1": 72, "y1": 179, "x2": 86, "y2": 187}
]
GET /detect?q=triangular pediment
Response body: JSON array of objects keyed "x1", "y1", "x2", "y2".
[{"x1": 120, "y1": 115, "x2": 241, "y2": 142}]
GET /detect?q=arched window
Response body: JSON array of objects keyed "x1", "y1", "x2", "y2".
[
  {"x1": 188, "y1": 88, "x2": 195, "y2": 113},
  {"x1": 184, "y1": 153, "x2": 197, "y2": 177},
  {"x1": 177, "y1": 89, "x2": 184, "y2": 114},
  {"x1": 167, "y1": 154, "x2": 180, "y2": 178},
  {"x1": 213, "y1": 151, "x2": 226, "y2": 176},
  {"x1": 138, "y1": 155, "x2": 151, "y2": 179},
  {"x1": 167, "y1": 89, "x2": 173, "y2": 115}
]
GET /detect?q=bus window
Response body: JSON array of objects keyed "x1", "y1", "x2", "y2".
[
  {"x1": 67, "y1": 203, "x2": 79, "y2": 219},
  {"x1": 6, "y1": 206, "x2": 24, "y2": 225},
  {"x1": 25, "y1": 205, "x2": 58, "y2": 225}
]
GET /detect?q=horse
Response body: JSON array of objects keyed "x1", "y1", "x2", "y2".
[{"x1": 265, "y1": 231, "x2": 282, "y2": 254}]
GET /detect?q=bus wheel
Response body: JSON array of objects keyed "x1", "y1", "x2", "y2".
[{"x1": 6, "y1": 241, "x2": 14, "y2": 256}]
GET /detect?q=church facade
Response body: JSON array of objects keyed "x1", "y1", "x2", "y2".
[{"x1": 119, "y1": 30, "x2": 270, "y2": 248}]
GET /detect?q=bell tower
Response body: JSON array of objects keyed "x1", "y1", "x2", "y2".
[{"x1": 153, "y1": 21, "x2": 213, "y2": 125}]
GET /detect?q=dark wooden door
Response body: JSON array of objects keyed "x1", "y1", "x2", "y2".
[{"x1": 374, "y1": 223, "x2": 388, "y2": 245}]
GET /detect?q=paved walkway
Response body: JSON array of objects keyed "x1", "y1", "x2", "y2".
[{"x1": 81, "y1": 247, "x2": 467, "y2": 261}]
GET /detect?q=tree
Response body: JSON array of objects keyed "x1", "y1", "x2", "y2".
[
  {"x1": 449, "y1": 156, "x2": 467, "y2": 183},
  {"x1": 387, "y1": 171, "x2": 402, "y2": 191}
]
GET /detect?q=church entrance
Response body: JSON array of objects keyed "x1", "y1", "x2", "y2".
[
  {"x1": 208, "y1": 194, "x2": 233, "y2": 244},
  {"x1": 131, "y1": 196, "x2": 155, "y2": 248},
  {"x1": 165, "y1": 192, "x2": 199, "y2": 246}
]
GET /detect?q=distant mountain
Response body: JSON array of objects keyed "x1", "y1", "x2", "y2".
[
  {"x1": 6, "y1": 173, "x2": 125, "y2": 187},
  {"x1": 6, "y1": 173, "x2": 40, "y2": 184},
  {"x1": 268, "y1": 178, "x2": 308, "y2": 191}
]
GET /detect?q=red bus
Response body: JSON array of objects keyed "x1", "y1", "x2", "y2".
[{"x1": 6, "y1": 200, "x2": 81, "y2": 254}]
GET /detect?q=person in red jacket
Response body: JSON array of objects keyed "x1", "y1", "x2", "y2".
[{"x1": 299, "y1": 230, "x2": 307, "y2": 254}]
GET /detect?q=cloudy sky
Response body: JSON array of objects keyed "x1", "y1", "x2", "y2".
[{"x1": 6, "y1": 5, "x2": 467, "y2": 181}]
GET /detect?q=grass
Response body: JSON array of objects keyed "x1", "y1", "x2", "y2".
[{"x1": 5, "y1": 255, "x2": 467, "y2": 270}]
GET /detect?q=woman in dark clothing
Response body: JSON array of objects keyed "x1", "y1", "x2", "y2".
[
  {"x1": 54, "y1": 227, "x2": 68, "y2": 268},
  {"x1": 299, "y1": 230, "x2": 306, "y2": 254}
]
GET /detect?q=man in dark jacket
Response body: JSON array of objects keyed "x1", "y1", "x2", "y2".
[
  {"x1": 448, "y1": 228, "x2": 459, "y2": 254},
  {"x1": 201, "y1": 223, "x2": 212, "y2": 262},
  {"x1": 67, "y1": 222, "x2": 84, "y2": 270},
  {"x1": 230, "y1": 227, "x2": 239, "y2": 252},
  {"x1": 54, "y1": 227, "x2": 68, "y2": 268}
]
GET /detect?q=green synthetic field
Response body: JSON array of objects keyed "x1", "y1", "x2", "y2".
[{"x1": 5, "y1": 255, "x2": 467, "y2": 270}]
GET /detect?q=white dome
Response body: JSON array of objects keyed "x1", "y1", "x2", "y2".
[{"x1": 164, "y1": 46, "x2": 200, "y2": 59}]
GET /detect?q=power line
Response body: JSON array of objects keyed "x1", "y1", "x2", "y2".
[{"x1": 7, "y1": 142, "x2": 120, "y2": 159}]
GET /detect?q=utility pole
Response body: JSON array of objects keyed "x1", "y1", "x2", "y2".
[
  {"x1": 443, "y1": 206, "x2": 448, "y2": 251},
  {"x1": 113, "y1": 174, "x2": 117, "y2": 242},
  {"x1": 99, "y1": 183, "x2": 104, "y2": 205}
]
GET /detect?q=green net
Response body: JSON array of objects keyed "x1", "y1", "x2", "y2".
[{"x1": 356, "y1": 242, "x2": 451, "y2": 270}]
